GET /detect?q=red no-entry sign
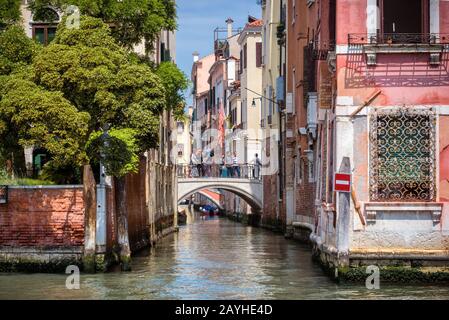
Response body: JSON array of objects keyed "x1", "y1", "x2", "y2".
[{"x1": 334, "y1": 173, "x2": 351, "y2": 193}]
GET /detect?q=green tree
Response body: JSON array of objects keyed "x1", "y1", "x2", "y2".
[
  {"x1": 0, "y1": 77, "x2": 90, "y2": 165},
  {"x1": 0, "y1": 0, "x2": 21, "y2": 29},
  {"x1": 0, "y1": 25, "x2": 40, "y2": 75},
  {"x1": 155, "y1": 61, "x2": 190, "y2": 120},
  {"x1": 0, "y1": 25, "x2": 41, "y2": 175},
  {"x1": 30, "y1": 16, "x2": 166, "y2": 271},
  {"x1": 28, "y1": 0, "x2": 177, "y2": 53},
  {"x1": 33, "y1": 17, "x2": 166, "y2": 146},
  {"x1": 0, "y1": 76, "x2": 90, "y2": 178},
  {"x1": 86, "y1": 128, "x2": 140, "y2": 178}
]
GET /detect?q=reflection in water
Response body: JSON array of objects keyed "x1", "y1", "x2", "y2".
[{"x1": 1, "y1": 216, "x2": 449, "y2": 299}]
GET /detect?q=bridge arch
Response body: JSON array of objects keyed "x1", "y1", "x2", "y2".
[
  {"x1": 178, "y1": 190, "x2": 224, "y2": 210},
  {"x1": 177, "y1": 178, "x2": 263, "y2": 212}
]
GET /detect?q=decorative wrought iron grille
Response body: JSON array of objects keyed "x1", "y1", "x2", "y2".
[
  {"x1": 370, "y1": 108, "x2": 436, "y2": 202},
  {"x1": 348, "y1": 33, "x2": 449, "y2": 45}
]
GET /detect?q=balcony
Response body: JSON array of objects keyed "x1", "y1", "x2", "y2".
[
  {"x1": 348, "y1": 33, "x2": 449, "y2": 66},
  {"x1": 349, "y1": 33, "x2": 449, "y2": 45}
]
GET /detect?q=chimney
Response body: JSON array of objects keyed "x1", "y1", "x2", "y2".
[
  {"x1": 192, "y1": 51, "x2": 200, "y2": 63},
  {"x1": 225, "y1": 18, "x2": 234, "y2": 38}
]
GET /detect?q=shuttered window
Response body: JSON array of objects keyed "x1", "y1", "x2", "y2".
[
  {"x1": 243, "y1": 44, "x2": 247, "y2": 69},
  {"x1": 239, "y1": 50, "x2": 243, "y2": 74},
  {"x1": 256, "y1": 42, "x2": 262, "y2": 67}
]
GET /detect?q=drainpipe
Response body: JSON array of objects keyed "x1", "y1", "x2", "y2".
[{"x1": 277, "y1": 0, "x2": 285, "y2": 217}]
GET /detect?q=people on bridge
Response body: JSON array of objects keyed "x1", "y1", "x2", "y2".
[
  {"x1": 191, "y1": 149, "x2": 202, "y2": 177},
  {"x1": 232, "y1": 152, "x2": 240, "y2": 178},
  {"x1": 220, "y1": 155, "x2": 229, "y2": 177},
  {"x1": 203, "y1": 148, "x2": 213, "y2": 177},
  {"x1": 251, "y1": 153, "x2": 262, "y2": 179},
  {"x1": 225, "y1": 153, "x2": 233, "y2": 177}
]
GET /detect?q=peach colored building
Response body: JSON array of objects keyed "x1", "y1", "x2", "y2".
[{"x1": 191, "y1": 53, "x2": 216, "y2": 153}]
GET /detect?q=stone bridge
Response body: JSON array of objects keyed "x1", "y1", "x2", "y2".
[{"x1": 177, "y1": 178, "x2": 263, "y2": 212}]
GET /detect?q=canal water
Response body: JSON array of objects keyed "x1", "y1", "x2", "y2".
[{"x1": 1, "y1": 216, "x2": 449, "y2": 300}]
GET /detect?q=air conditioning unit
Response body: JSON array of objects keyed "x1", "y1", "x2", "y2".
[{"x1": 306, "y1": 92, "x2": 318, "y2": 139}]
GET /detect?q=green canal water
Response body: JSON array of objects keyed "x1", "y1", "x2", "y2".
[{"x1": 1, "y1": 217, "x2": 449, "y2": 300}]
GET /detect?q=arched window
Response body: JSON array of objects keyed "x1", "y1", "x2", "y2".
[{"x1": 31, "y1": 7, "x2": 60, "y2": 46}]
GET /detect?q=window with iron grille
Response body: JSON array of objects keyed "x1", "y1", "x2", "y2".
[{"x1": 369, "y1": 108, "x2": 436, "y2": 202}]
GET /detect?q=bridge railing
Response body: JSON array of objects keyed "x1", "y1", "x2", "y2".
[{"x1": 177, "y1": 164, "x2": 262, "y2": 181}]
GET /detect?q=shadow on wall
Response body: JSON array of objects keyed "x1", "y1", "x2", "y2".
[{"x1": 344, "y1": 48, "x2": 449, "y2": 88}]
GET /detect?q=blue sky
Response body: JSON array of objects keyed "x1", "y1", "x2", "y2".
[{"x1": 176, "y1": 0, "x2": 261, "y2": 106}]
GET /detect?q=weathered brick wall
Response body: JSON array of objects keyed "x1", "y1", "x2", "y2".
[
  {"x1": 262, "y1": 174, "x2": 279, "y2": 225},
  {"x1": 0, "y1": 187, "x2": 85, "y2": 247},
  {"x1": 295, "y1": 169, "x2": 316, "y2": 218},
  {"x1": 0, "y1": 156, "x2": 177, "y2": 255},
  {"x1": 125, "y1": 158, "x2": 150, "y2": 251}
]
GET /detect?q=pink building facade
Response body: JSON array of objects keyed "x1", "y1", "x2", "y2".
[{"x1": 311, "y1": 0, "x2": 449, "y2": 274}]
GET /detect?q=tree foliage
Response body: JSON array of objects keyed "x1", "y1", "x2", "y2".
[
  {"x1": 0, "y1": 25, "x2": 40, "y2": 75},
  {"x1": 0, "y1": 15, "x2": 166, "y2": 178},
  {"x1": 33, "y1": 16, "x2": 166, "y2": 151},
  {"x1": 155, "y1": 61, "x2": 190, "y2": 120},
  {"x1": 0, "y1": 0, "x2": 21, "y2": 29},
  {"x1": 1, "y1": 8, "x2": 187, "y2": 180},
  {"x1": 0, "y1": 77, "x2": 90, "y2": 167},
  {"x1": 86, "y1": 128, "x2": 139, "y2": 177},
  {"x1": 0, "y1": 25, "x2": 42, "y2": 175},
  {"x1": 28, "y1": 0, "x2": 177, "y2": 51}
]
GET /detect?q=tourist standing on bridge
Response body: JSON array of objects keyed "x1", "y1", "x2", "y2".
[
  {"x1": 251, "y1": 153, "x2": 262, "y2": 179},
  {"x1": 232, "y1": 152, "x2": 240, "y2": 178},
  {"x1": 220, "y1": 155, "x2": 228, "y2": 177},
  {"x1": 191, "y1": 149, "x2": 202, "y2": 177},
  {"x1": 225, "y1": 153, "x2": 233, "y2": 177},
  {"x1": 203, "y1": 148, "x2": 213, "y2": 177}
]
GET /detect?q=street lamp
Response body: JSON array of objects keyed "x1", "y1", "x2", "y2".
[
  {"x1": 251, "y1": 97, "x2": 262, "y2": 107},
  {"x1": 244, "y1": 87, "x2": 279, "y2": 107}
]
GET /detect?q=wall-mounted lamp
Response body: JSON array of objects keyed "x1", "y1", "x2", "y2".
[
  {"x1": 244, "y1": 87, "x2": 280, "y2": 107},
  {"x1": 251, "y1": 97, "x2": 262, "y2": 107}
]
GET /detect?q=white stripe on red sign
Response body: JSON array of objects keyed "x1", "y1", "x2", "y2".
[{"x1": 335, "y1": 180, "x2": 350, "y2": 185}]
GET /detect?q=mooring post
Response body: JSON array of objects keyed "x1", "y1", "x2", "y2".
[
  {"x1": 115, "y1": 176, "x2": 131, "y2": 271},
  {"x1": 95, "y1": 162, "x2": 107, "y2": 272},
  {"x1": 83, "y1": 164, "x2": 97, "y2": 273},
  {"x1": 336, "y1": 157, "x2": 351, "y2": 267}
]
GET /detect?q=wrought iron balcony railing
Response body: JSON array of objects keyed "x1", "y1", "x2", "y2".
[
  {"x1": 348, "y1": 33, "x2": 449, "y2": 45},
  {"x1": 309, "y1": 40, "x2": 336, "y2": 61}
]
